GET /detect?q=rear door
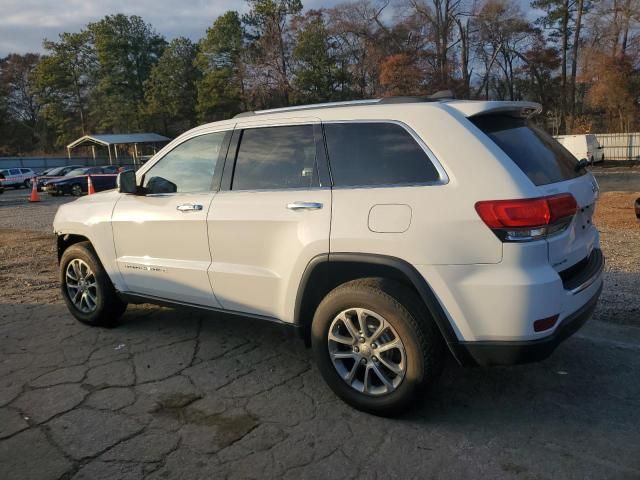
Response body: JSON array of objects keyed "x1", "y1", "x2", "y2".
[
  {"x1": 207, "y1": 121, "x2": 331, "y2": 321},
  {"x1": 470, "y1": 115, "x2": 599, "y2": 270},
  {"x1": 112, "y1": 130, "x2": 231, "y2": 306},
  {"x1": 9, "y1": 168, "x2": 21, "y2": 185}
]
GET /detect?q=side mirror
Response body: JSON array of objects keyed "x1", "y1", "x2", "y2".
[{"x1": 117, "y1": 170, "x2": 138, "y2": 194}]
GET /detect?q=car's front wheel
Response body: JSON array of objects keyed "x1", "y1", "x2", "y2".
[
  {"x1": 60, "y1": 242, "x2": 127, "y2": 326},
  {"x1": 71, "y1": 183, "x2": 83, "y2": 196},
  {"x1": 311, "y1": 278, "x2": 444, "y2": 416}
]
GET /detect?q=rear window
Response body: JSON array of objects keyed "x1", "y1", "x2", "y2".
[
  {"x1": 324, "y1": 122, "x2": 441, "y2": 187},
  {"x1": 471, "y1": 115, "x2": 585, "y2": 186}
]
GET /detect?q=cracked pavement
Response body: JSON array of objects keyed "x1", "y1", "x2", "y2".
[
  {"x1": 2, "y1": 298, "x2": 640, "y2": 479},
  {"x1": 1, "y1": 190, "x2": 640, "y2": 479}
]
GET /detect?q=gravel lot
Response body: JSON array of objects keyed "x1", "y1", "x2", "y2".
[{"x1": 0, "y1": 184, "x2": 639, "y2": 479}]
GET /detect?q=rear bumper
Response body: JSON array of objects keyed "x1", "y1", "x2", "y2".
[{"x1": 453, "y1": 282, "x2": 602, "y2": 366}]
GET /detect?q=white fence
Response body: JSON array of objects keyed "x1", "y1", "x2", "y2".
[{"x1": 594, "y1": 133, "x2": 640, "y2": 161}]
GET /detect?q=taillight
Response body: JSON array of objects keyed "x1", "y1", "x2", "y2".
[{"x1": 475, "y1": 193, "x2": 577, "y2": 242}]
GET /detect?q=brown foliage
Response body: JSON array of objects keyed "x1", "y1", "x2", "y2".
[{"x1": 379, "y1": 53, "x2": 424, "y2": 96}]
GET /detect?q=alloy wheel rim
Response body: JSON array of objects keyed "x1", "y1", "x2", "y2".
[
  {"x1": 65, "y1": 259, "x2": 98, "y2": 313},
  {"x1": 327, "y1": 308, "x2": 406, "y2": 396},
  {"x1": 72, "y1": 185, "x2": 82, "y2": 195}
]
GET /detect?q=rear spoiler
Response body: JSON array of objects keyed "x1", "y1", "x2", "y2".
[{"x1": 446, "y1": 101, "x2": 542, "y2": 119}]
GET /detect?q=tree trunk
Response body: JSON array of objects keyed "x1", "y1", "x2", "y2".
[
  {"x1": 560, "y1": 0, "x2": 570, "y2": 132},
  {"x1": 569, "y1": 0, "x2": 584, "y2": 132},
  {"x1": 620, "y1": 0, "x2": 632, "y2": 56}
]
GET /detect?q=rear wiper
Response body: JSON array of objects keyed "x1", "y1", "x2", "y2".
[{"x1": 575, "y1": 158, "x2": 589, "y2": 172}]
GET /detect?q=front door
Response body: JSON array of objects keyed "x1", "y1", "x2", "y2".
[
  {"x1": 111, "y1": 130, "x2": 230, "y2": 307},
  {"x1": 207, "y1": 123, "x2": 331, "y2": 322}
]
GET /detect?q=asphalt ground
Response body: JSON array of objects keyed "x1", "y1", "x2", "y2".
[{"x1": 0, "y1": 176, "x2": 638, "y2": 480}]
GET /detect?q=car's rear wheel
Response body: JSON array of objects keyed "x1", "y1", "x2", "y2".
[
  {"x1": 311, "y1": 278, "x2": 444, "y2": 416},
  {"x1": 23, "y1": 180, "x2": 31, "y2": 189},
  {"x1": 71, "y1": 183, "x2": 83, "y2": 196},
  {"x1": 60, "y1": 242, "x2": 127, "y2": 326}
]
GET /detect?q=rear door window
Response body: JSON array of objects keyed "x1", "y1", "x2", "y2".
[
  {"x1": 470, "y1": 115, "x2": 585, "y2": 186},
  {"x1": 231, "y1": 125, "x2": 318, "y2": 190},
  {"x1": 323, "y1": 122, "x2": 441, "y2": 187},
  {"x1": 9, "y1": 169, "x2": 20, "y2": 175}
]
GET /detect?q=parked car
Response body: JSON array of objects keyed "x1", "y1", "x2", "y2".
[
  {"x1": 635, "y1": 197, "x2": 640, "y2": 220},
  {"x1": 35, "y1": 165, "x2": 85, "y2": 191},
  {"x1": 43, "y1": 166, "x2": 119, "y2": 196},
  {"x1": 39, "y1": 167, "x2": 57, "y2": 176},
  {"x1": 555, "y1": 134, "x2": 604, "y2": 163},
  {"x1": 0, "y1": 168, "x2": 36, "y2": 188},
  {"x1": 0, "y1": 171, "x2": 4, "y2": 194},
  {"x1": 53, "y1": 97, "x2": 604, "y2": 415}
]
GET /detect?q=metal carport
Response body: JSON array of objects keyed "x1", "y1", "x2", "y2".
[{"x1": 66, "y1": 133, "x2": 171, "y2": 166}]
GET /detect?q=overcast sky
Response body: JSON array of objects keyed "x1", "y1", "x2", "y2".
[{"x1": 0, "y1": 0, "x2": 345, "y2": 56}]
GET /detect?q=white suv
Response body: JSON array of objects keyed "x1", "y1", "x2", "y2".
[
  {"x1": 0, "y1": 167, "x2": 36, "y2": 188},
  {"x1": 53, "y1": 96, "x2": 604, "y2": 415}
]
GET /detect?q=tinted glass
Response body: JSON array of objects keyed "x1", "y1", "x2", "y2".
[
  {"x1": 20, "y1": 169, "x2": 31, "y2": 174},
  {"x1": 471, "y1": 115, "x2": 585, "y2": 186},
  {"x1": 232, "y1": 125, "x2": 317, "y2": 190},
  {"x1": 324, "y1": 123, "x2": 440, "y2": 187},
  {"x1": 143, "y1": 132, "x2": 225, "y2": 194},
  {"x1": 63, "y1": 166, "x2": 81, "y2": 175},
  {"x1": 66, "y1": 169, "x2": 87, "y2": 176},
  {"x1": 9, "y1": 169, "x2": 20, "y2": 175}
]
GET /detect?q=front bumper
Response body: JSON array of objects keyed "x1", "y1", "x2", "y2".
[
  {"x1": 453, "y1": 282, "x2": 602, "y2": 366},
  {"x1": 43, "y1": 185, "x2": 62, "y2": 195}
]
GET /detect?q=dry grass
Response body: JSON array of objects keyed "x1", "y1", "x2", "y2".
[{"x1": 593, "y1": 192, "x2": 640, "y2": 273}]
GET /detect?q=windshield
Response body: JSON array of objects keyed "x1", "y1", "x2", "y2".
[
  {"x1": 65, "y1": 168, "x2": 89, "y2": 177},
  {"x1": 471, "y1": 115, "x2": 586, "y2": 186},
  {"x1": 47, "y1": 166, "x2": 67, "y2": 176}
]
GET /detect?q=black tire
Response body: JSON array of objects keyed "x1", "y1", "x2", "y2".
[
  {"x1": 71, "y1": 183, "x2": 83, "y2": 196},
  {"x1": 23, "y1": 180, "x2": 30, "y2": 189},
  {"x1": 60, "y1": 241, "x2": 127, "y2": 327},
  {"x1": 311, "y1": 278, "x2": 444, "y2": 416}
]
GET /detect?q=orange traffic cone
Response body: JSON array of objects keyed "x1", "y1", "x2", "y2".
[
  {"x1": 28, "y1": 177, "x2": 40, "y2": 202},
  {"x1": 87, "y1": 175, "x2": 96, "y2": 195}
]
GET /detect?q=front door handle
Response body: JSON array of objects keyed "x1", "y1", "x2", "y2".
[
  {"x1": 176, "y1": 203, "x2": 203, "y2": 212},
  {"x1": 287, "y1": 202, "x2": 323, "y2": 211}
]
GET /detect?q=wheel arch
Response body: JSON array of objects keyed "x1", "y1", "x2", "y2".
[
  {"x1": 57, "y1": 234, "x2": 92, "y2": 263},
  {"x1": 294, "y1": 253, "x2": 470, "y2": 364}
]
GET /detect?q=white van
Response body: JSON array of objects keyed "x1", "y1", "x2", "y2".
[{"x1": 555, "y1": 134, "x2": 604, "y2": 163}]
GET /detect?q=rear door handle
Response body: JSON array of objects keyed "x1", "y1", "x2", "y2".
[
  {"x1": 176, "y1": 203, "x2": 203, "y2": 212},
  {"x1": 287, "y1": 202, "x2": 323, "y2": 211}
]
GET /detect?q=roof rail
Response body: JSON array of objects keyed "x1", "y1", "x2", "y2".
[
  {"x1": 233, "y1": 90, "x2": 455, "y2": 118},
  {"x1": 378, "y1": 90, "x2": 455, "y2": 104}
]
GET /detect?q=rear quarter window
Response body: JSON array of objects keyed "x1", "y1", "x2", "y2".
[
  {"x1": 324, "y1": 122, "x2": 441, "y2": 187},
  {"x1": 470, "y1": 115, "x2": 585, "y2": 186}
]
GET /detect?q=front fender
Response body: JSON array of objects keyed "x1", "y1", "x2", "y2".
[{"x1": 53, "y1": 191, "x2": 125, "y2": 291}]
